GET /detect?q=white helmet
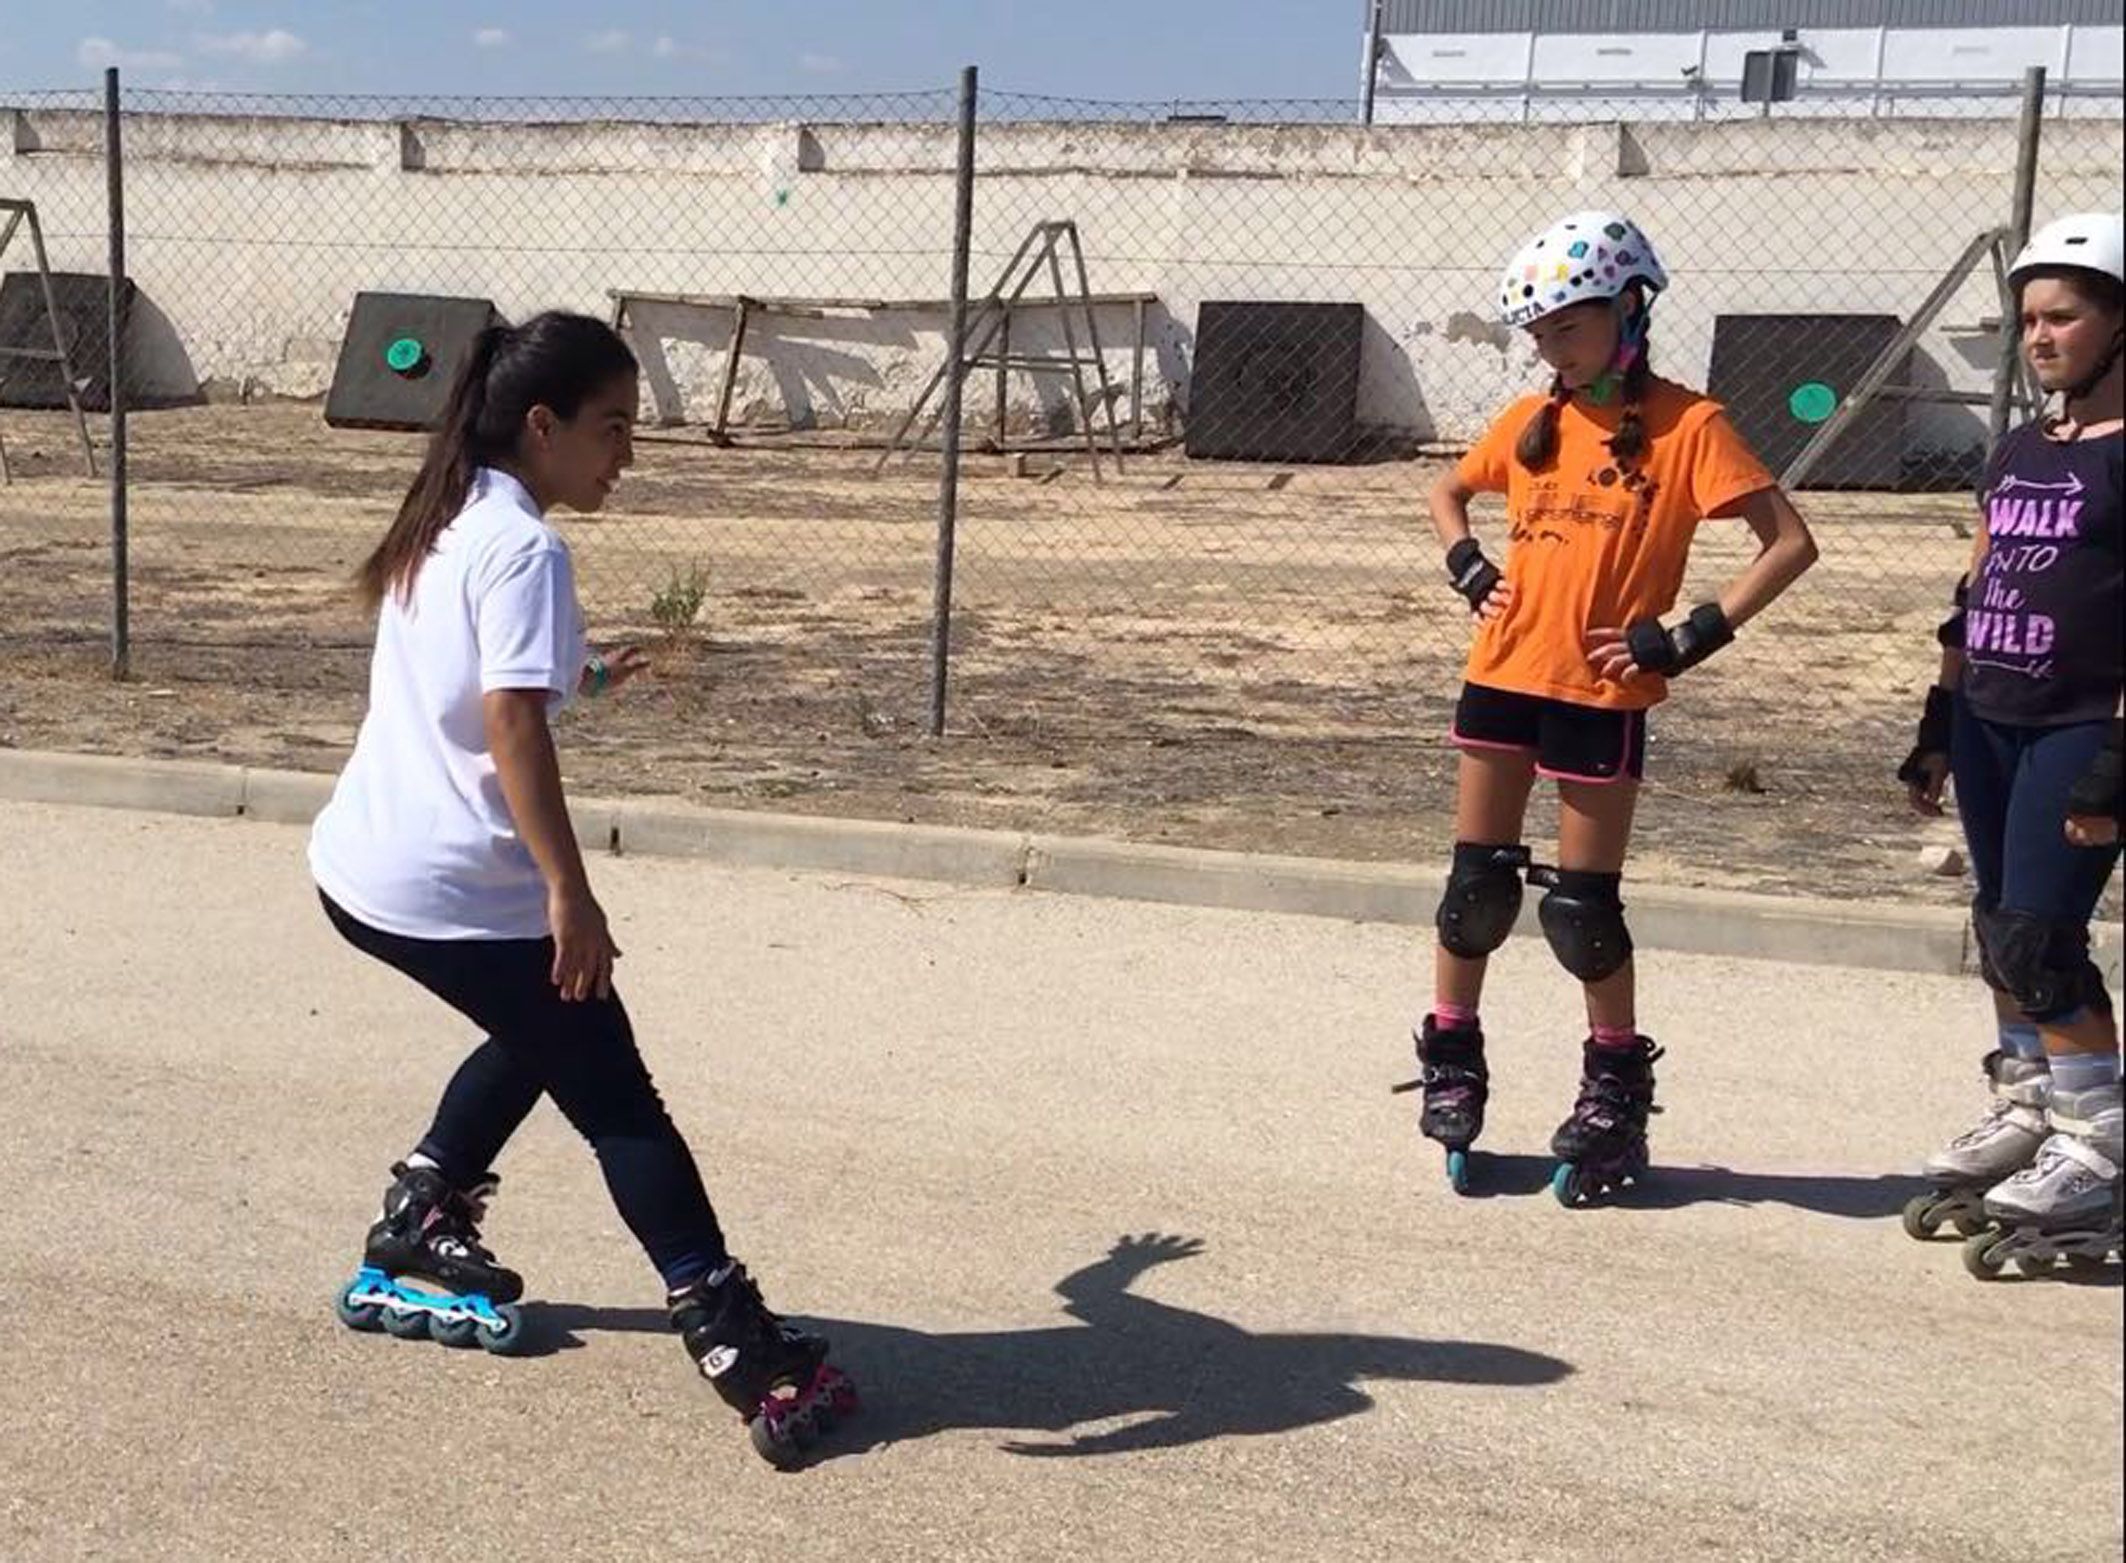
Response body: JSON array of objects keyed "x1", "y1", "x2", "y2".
[
  {"x1": 2008, "y1": 212, "x2": 2124, "y2": 290},
  {"x1": 1497, "y1": 211, "x2": 1669, "y2": 329}
]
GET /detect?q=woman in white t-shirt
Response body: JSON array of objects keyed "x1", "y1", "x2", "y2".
[{"x1": 311, "y1": 312, "x2": 854, "y2": 1466}]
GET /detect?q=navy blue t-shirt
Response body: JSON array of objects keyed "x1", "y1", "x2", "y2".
[{"x1": 1962, "y1": 423, "x2": 2123, "y2": 727}]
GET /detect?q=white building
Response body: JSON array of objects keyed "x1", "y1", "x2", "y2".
[{"x1": 1363, "y1": 0, "x2": 2126, "y2": 121}]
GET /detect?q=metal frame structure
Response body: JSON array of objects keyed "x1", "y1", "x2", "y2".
[
  {"x1": 879, "y1": 220, "x2": 1134, "y2": 482},
  {"x1": 0, "y1": 198, "x2": 98, "y2": 485}
]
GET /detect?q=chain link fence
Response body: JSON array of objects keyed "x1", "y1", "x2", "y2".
[
  {"x1": 1, "y1": 71, "x2": 2120, "y2": 887},
  {"x1": 941, "y1": 82, "x2": 2121, "y2": 801}
]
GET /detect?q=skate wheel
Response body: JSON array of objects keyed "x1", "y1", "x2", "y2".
[
  {"x1": 1445, "y1": 1149, "x2": 1471, "y2": 1195},
  {"x1": 1900, "y1": 1194, "x2": 1945, "y2": 1243},
  {"x1": 476, "y1": 1306, "x2": 526, "y2": 1357},
  {"x1": 381, "y1": 1305, "x2": 432, "y2": 1341},
  {"x1": 2064, "y1": 1252, "x2": 2114, "y2": 1276},
  {"x1": 1961, "y1": 1230, "x2": 2011, "y2": 1281},
  {"x1": 334, "y1": 1281, "x2": 384, "y2": 1333},
  {"x1": 2013, "y1": 1254, "x2": 2055, "y2": 1281},
  {"x1": 431, "y1": 1314, "x2": 483, "y2": 1350},
  {"x1": 1950, "y1": 1213, "x2": 1989, "y2": 1240},
  {"x1": 1552, "y1": 1163, "x2": 1583, "y2": 1208},
  {"x1": 748, "y1": 1410, "x2": 807, "y2": 1471}
]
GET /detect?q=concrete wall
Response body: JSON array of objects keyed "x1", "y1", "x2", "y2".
[{"x1": 3, "y1": 105, "x2": 2120, "y2": 466}]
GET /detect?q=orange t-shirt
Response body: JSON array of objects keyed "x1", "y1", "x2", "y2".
[{"x1": 1454, "y1": 377, "x2": 1774, "y2": 711}]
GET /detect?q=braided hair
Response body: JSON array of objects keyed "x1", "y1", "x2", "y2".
[{"x1": 1514, "y1": 288, "x2": 1654, "y2": 474}]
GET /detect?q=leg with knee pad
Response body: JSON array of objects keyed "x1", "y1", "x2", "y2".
[
  {"x1": 1971, "y1": 899, "x2": 2011, "y2": 997},
  {"x1": 1436, "y1": 842, "x2": 1529, "y2": 959},
  {"x1": 1537, "y1": 869, "x2": 1634, "y2": 983},
  {"x1": 1975, "y1": 906, "x2": 2112, "y2": 1024}
]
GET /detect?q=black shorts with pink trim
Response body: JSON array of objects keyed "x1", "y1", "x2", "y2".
[{"x1": 1451, "y1": 682, "x2": 1647, "y2": 784}]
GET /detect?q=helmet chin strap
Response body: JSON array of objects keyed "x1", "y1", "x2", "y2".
[
  {"x1": 2068, "y1": 327, "x2": 2124, "y2": 403},
  {"x1": 2045, "y1": 325, "x2": 2124, "y2": 435},
  {"x1": 1585, "y1": 296, "x2": 1649, "y2": 406}
]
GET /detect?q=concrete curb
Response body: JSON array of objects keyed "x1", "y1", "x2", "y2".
[
  {"x1": 618, "y1": 799, "x2": 1030, "y2": 887},
  {"x1": 4, "y1": 747, "x2": 2118, "y2": 983}
]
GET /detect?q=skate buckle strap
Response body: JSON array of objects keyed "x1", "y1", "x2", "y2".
[
  {"x1": 1982, "y1": 1051, "x2": 2052, "y2": 1109},
  {"x1": 1994, "y1": 1077, "x2": 2052, "y2": 1109},
  {"x1": 2045, "y1": 1123, "x2": 2122, "y2": 1178}
]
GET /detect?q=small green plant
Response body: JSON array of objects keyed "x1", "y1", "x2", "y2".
[{"x1": 649, "y1": 563, "x2": 710, "y2": 636}]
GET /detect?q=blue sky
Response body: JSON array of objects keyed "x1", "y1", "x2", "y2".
[{"x1": 0, "y1": 1, "x2": 1368, "y2": 102}]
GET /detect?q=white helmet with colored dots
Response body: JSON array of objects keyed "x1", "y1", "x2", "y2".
[
  {"x1": 2008, "y1": 211, "x2": 2124, "y2": 290},
  {"x1": 1497, "y1": 211, "x2": 1669, "y2": 329}
]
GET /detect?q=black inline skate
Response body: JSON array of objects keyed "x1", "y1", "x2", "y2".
[
  {"x1": 334, "y1": 1161, "x2": 526, "y2": 1354},
  {"x1": 669, "y1": 1261, "x2": 857, "y2": 1469},
  {"x1": 1393, "y1": 1016, "x2": 1490, "y2": 1194},
  {"x1": 1550, "y1": 1037, "x2": 1663, "y2": 1207}
]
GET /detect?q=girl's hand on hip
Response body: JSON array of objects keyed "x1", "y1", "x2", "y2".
[{"x1": 1583, "y1": 627, "x2": 1645, "y2": 685}]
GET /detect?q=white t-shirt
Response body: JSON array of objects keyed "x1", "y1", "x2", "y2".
[{"x1": 309, "y1": 468, "x2": 587, "y2": 940}]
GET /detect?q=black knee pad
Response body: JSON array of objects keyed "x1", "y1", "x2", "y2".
[
  {"x1": 1975, "y1": 906, "x2": 2107, "y2": 1023},
  {"x1": 1538, "y1": 870, "x2": 1634, "y2": 983},
  {"x1": 1436, "y1": 842, "x2": 1528, "y2": 959},
  {"x1": 1971, "y1": 899, "x2": 2011, "y2": 996}
]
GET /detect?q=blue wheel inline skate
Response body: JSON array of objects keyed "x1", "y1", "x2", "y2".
[
  {"x1": 1393, "y1": 1016, "x2": 1490, "y2": 1194},
  {"x1": 1551, "y1": 1037, "x2": 1663, "y2": 1207},
  {"x1": 334, "y1": 1162, "x2": 527, "y2": 1355}
]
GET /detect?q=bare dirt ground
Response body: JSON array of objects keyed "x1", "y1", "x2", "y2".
[{"x1": 0, "y1": 402, "x2": 2033, "y2": 907}]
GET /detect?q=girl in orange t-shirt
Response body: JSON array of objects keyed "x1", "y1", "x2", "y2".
[{"x1": 1403, "y1": 211, "x2": 1818, "y2": 1202}]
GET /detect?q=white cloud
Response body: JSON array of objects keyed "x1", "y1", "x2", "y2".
[
  {"x1": 78, "y1": 38, "x2": 186, "y2": 71},
  {"x1": 799, "y1": 52, "x2": 845, "y2": 75},
  {"x1": 652, "y1": 35, "x2": 726, "y2": 63},
  {"x1": 197, "y1": 29, "x2": 308, "y2": 65},
  {"x1": 474, "y1": 27, "x2": 512, "y2": 50},
  {"x1": 585, "y1": 30, "x2": 631, "y2": 55}
]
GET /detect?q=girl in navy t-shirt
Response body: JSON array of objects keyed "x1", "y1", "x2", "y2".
[{"x1": 1898, "y1": 213, "x2": 2124, "y2": 1273}]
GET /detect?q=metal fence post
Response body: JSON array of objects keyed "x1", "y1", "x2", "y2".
[
  {"x1": 928, "y1": 65, "x2": 978, "y2": 739},
  {"x1": 105, "y1": 66, "x2": 129, "y2": 680},
  {"x1": 1361, "y1": 2, "x2": 1385, "y2": 127},
  {"x1": 1987, "y1": 65, "x2": 2046, "y2": 454}
]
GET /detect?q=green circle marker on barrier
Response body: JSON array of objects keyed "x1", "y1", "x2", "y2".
[
  {"x1": 385, "y1": 337, "x2": 427, "y2": 375},
  {"x1": 1788, "y1": 381, "x2": 1838, "y2": 424}
]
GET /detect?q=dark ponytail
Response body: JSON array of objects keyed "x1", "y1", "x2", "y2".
[
  {"x1": 357, "y1": 311, "x2": 638, "y2": 610},
  {"x1": 1514, "y1": 372, "x2": 1572, "y2": 471}
]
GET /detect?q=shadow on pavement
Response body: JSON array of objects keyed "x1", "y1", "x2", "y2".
[
  {"x1": 526, "y1": 1232, "x2": 1576, "y2": 1459},
  {"x1": 1449, "y1": 1151, "x2": 1927, "y2": 1218}
]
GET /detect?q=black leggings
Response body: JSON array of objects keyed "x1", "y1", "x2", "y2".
[{"x1": 322, "y1": 892, "x2": 727, "y2": 1291}]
